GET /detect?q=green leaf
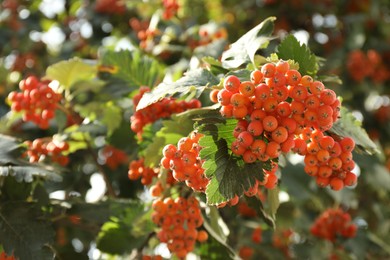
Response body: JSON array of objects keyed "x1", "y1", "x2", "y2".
[
  {"x1": 96, "y1": 201, "x2": 152, "y2": 255},
  {"x1": 226, "y1": 69, "x2": 252, "y2": 82},
  {"x1": 198, "y1": 128, "x2": 264, "y2": 205},
  {"x1": 0, "y1": 202, "x2": 55, "y2": 260},
  {"x1": 276, "y1": 34, "x2": 319, "y2": 76},
  {"x1": 100, "y1": 50, "x2": 164, "y2": 89},
  {"x1": 221, "y1": 16, "x2": 276, "y2": 69},
  {"x1": 101, "y1": 102, "x2": 122, "y2": 136},
  {"x1": 136, "y1": 68, "x2": 219, "y2": 110},
  {"x1": 267, "y1": 187, "x2": 280, "y2": 219},
  {"x1": 329, "y1": 106, "x2": 379, "y2": 155},
  {"x1": 194, "y1": 39, "x2": 228, "y2": 59},
  {"x1": 54, "y1": 109, "x2": 68, "y2": 132},
  {"x1": 74, "y1": 101, "x2": 123, "y2": 137},
  {"x1": 45, "y1": 57, "x2": 97, "y2": 89},
  {"x1": 96, "y1": 220, "x2": 142, "y2": 254}
]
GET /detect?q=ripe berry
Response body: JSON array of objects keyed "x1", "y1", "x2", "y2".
[{"x1": 224, "y1": 75, "x2": 241, "y2": 93}]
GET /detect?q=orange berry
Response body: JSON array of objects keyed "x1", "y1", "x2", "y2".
[
  {"x1": 239, "y1": 81, "x2": 256, "y2": 97},
  {"x1": 263, "y1": 115, "x2": 278, "y2": 132},
  {"x1": 266, "y1": 141, "x2": 281, "y2": 158},
  {"x1": 271, "y1": 126, "x2": 288, "y2": 144},
  {"x1": 197, "y1": 230, "x2": 209, "y2": 242},
  {"x1": 261, "y1": 63, "x2": 276, "y2": 78},
  {"x1": 330, "y1": 177, "x2": 344, "y2": 191},
  {"x1": 224, "y1": 75, "x2": 241, "y2": 93},
  {"x1": 250, "y1": 69, "x2": 264, "y2": 84}
]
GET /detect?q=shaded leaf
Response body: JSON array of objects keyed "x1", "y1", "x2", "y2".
[
  {"x1": 0, "y1": 165, "x2": 62, "y2": 183},
  {"x1": 198, "y1": 127, "x2": 264, "y2": 205},
  {"x1": 221, "y1": 17, "x2": 276, "y2": 69},
  {"x1": 276, "y1": 34, "x2": 319, "y2": 76},
  {"x1": 136, "y1": 68, "x2": 219, "y2": 110},
  {"x1": 96, "y1": 200, "x2": 152, "y2": 255},
  {"x1": 0, "y1": 134, "x2": 23, "y2": 165},
  {"x1": 329, "y1": 106, "x2": 378, "y2": 155},
  {"x1": 2, "y1": 176, "x2": 32, "y2": 200},
  {"x1": 45, "y1": 58, "x2": 97, "y2": 89},
  {"x1": 245, "y1": 196, "x2": 276, "y2": 229},
  {"x1": 202, "y1": 218, "x2": 238, "y2": 259},
  {"x1": 0, "y1": 202, "x2": 55, "y2": 260}
]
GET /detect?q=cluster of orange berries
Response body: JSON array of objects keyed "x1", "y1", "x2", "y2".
[
  {"x1": 209, "y1": 60, "x2": 358, "y2": 191},
  {"x1": 0, "y1": 251, "x2": 15, "y2": 260},
  {"x1": 128, "y1": 158, "x2": 159, "y2": 185},
  {"x1": 297, "y1": 132, "x2": 358, "y2": 190},
  {"x1": 252, "y1": 227, "x2": 262, "y2": 244},
  {"x1": 160, "y1": 131, "x2": 209, "y2": 192},
  {"x1": 131, "y1": 86, "x2": 201, "y2": 137},
  {"x1": 310, "y1": 208, "x2": 357, "y2": 242},
  {"x1": 8, "y1": 76, "x2": 62, "y2": 129},
  {"x1": 347, "y1": 49, "x2": 389, "y2": 83},
  {"x1": 272, "y1": 229, "x2": 295, "y2": 258},
  {"x1": 23, "y1": 138, "x2": 70, "y2": 166},
  {"x1": 142, "y1": 255, "x2": 163, "y2": 260},
  {"x1": 98, "y1": 145, "x2": 127, "y2": 170},
  {"x1": 162, "y1": 0, "x2": 179, "y2": 20},
  {"x1": 211, "y1": 61, "x2": 340, "y2": 163},
  {"x1": 187, "y1": 25, "x2": 228, "y2": 50},
  {"x1": 94, "y1": 0, "x2": 126, "y2": 14},
  {"x1": 152, "y1": 196, "x2": 208, "y2": 259}
]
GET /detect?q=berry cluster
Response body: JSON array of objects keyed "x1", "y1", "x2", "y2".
[
  {"x1": 252, "y1": 227, "x2": 262, "y2": 244},
  {"x1": 8, "y1": 76, "x2": 62, "y2": 129},
  {"x1": 209, "y1": 61, "x2": 358, "y2": 190},
  {"x1": 187, "y1": 25, "x2": 228, "y2": 50},
  {"x1": 129, "y1": 18, "x2": 153, "y2": 50},
  {"x1": 160, "y1": 131, "x2": 209, "y2": 192},
  {"x1": 23, "y1": 138, "x2": 70, "y2": 166},
  {"x1": 152, "y1": 196, "x2": 208, "y2": 259},
  {"x1": 128, "y1": 158, "x2": 159, "y2": 185},
  {"x1": 99, "y1": 145, "x2": 128, "y2": 170},
  {"x1": 310, "y1": 208, "x2": 357, "y2": 242},
  {"x1": 131, "y1": 87, "x2": 201, "y2": 137},
  {"x1": 239, "y1": 246, "x2": 254, "y2": 260},
  {"x1": 272, "y1": 229, "x2": 295, "y2": 258},
  {"x1": 94, "y1": 0, "x2": 126, "y2": 14},
  {"x1": 0, "y1": 251, "x2": 15, "y2": 260},
  {"x1": 211, "y1": 62, "x2": 340, "y2": 163},
  {"x1": 162, "y1": 0, "x2": 179, "y2": 20},
  {"x1": 347, "y1": 49, "x2": 389, "y2": 83},
  {"x1": 299, "y1": 133, "x2": 358, "y2": 190},
  {"x1": 142, "y1": 255, "x2": 163, "y2": 260}
]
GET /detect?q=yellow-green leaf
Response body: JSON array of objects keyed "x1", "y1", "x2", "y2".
[{"x1": 45, "y1": 57, "x2": 97, "y2": 89}]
